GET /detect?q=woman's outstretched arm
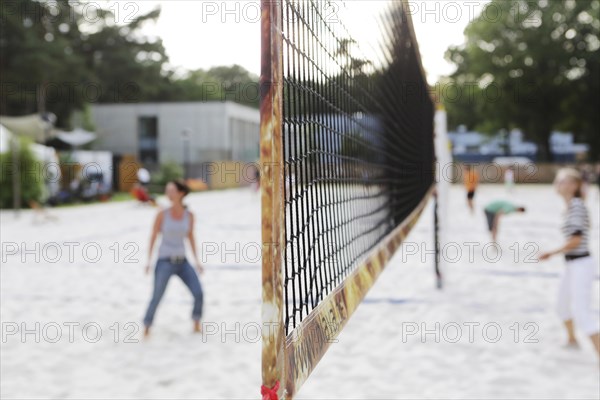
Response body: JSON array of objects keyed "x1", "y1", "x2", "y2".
[
  {"x1": 145, "y1": 210, "x2": 164, "y2": 274},
  {"x1": 538, "y1": 235, "x2": 582, "y2": 260},
  {"x1": 187, "y1": 212, "x2": 204, "y2": 274}
]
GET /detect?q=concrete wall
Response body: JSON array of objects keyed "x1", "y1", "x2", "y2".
[
  {"x1": 91, "y1": 101, "x2": 259, "y2": 166},
  {"x1": 91, "y1": 105, "x2": 138, "y2": 155}
]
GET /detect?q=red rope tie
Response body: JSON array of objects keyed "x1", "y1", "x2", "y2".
[{"x1": 261, "y1": 381, "x2": 280, "y2": 400}]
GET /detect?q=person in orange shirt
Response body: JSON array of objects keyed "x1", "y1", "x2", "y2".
[{"x1": 464, "y1": 165, "x2": 479, "y2": 213}]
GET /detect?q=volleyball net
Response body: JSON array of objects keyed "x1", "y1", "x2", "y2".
[{"x1": 260, "y1": 1, "x2": 436, "y2": 398}]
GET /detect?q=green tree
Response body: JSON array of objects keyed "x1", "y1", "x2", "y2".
[
  {"x1": 1, "y1": 1, "x2": 177, "y2": 127},
  {"x1": 0, "y1": 0, "x2": 90, "y2": 126},
  {"x1": 80, "y1": 7, "x2": 176, "y2": 104},
  {"x1": 444, "y1": 0, "x2": 600, "y2": 160},
  {"x1": 174, "y1": 65, "x2": 260, "y2": 108},
  {"x1": 2, "y1": 0, "x2": 262, "y2": 131}
]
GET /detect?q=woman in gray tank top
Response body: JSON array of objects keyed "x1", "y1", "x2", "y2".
[{"x1": 143, "y1": 179, "x2": 204, "y2": 337}]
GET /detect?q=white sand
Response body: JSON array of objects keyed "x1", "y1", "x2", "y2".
[{"x1": 1, "y1": 184, "x2": 599, "y2": 399}]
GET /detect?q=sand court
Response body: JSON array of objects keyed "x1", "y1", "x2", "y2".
[{"x1": 1, "y1": 185, "x2": 599, "y2": 399}]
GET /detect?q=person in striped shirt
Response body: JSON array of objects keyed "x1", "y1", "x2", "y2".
[{"x1": 539, "y1": 168, "x2": 599, "y2": 358}]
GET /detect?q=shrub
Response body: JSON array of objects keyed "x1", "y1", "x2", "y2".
[
  {"x1": 150, "y1": 161, "x2": 184, "y2": 188},
  {"x1": 0, "y1": 136, "x2": 44, "y2": 209}
]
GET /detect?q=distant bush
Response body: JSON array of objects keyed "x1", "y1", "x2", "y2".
[
  {"x1": 0, "y1": 136, "x2": 44, "y2": 209},
  {"x1": 150, "y1": 161, "x2": 184, "y2": 188}
]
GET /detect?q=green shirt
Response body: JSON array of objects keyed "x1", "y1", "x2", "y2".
[{"x1": 485, "y1": 200, "x2": 517, "y2": 214}]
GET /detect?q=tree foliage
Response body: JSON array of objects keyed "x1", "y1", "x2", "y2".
[
  {"x1": 0, "y1": 136, "x2": 44, "y2": 208},
  {"x1": 443, "y1": 0, "x2": 600, "y2": 160},
  {"x1": 173, "y1": 64, "x2": 259, "y2": 108},
  {"x1": 1, "y1": 0, "x2": 259, "y2": 130}
]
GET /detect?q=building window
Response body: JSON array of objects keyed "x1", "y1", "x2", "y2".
[{"x1": 138, "y1": 116, "x2": 158, "y2": 165}]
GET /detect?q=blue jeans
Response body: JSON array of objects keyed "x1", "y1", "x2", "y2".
[{"x1": 143, "y1": 258, "x2": 203, "y2": 327}]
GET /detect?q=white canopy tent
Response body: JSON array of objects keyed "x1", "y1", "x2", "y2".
[
  {"x1": 55, "y1": 128, "x2": 97, "y2": 148},
  {"x1": 0, "y1": 114, "x2": 53, "y2": 143}
]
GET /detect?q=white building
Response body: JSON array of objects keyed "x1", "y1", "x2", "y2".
[
  {"x1": 90, "y1": 101, "x2": 260, "y2": 167},
  {"x1": 480, "y1": 129, "x2": 537, "y2": 156},
  {"x1": 449, "y1": 126, "x2": 537, "y2": 157},
  {"x1": 550, "y1": 132, "x2": 590, "y2": 155},
  {"x1": 448, "y1": 126, "x2": 588, "y2": 162},
  {"x1": 447, "y1": 126, "x2": 485, "y2": 154}
]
